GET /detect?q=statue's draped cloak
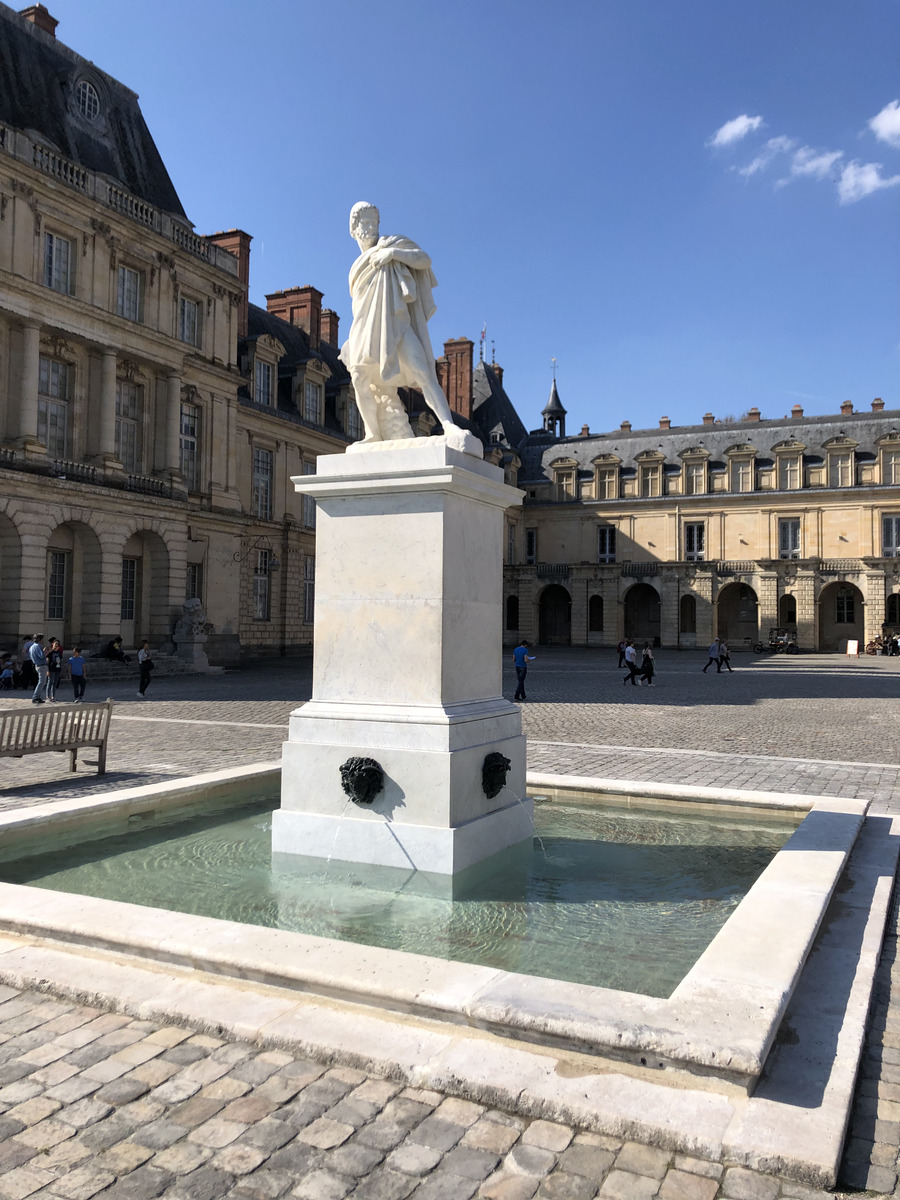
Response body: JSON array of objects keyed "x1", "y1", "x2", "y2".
[{"x1": 341, "y1": 235, "x2": 438, "y2": 384}]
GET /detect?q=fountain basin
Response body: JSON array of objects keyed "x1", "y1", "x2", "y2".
[{"x1": 0, "y1": 763, "x2": 867, "y2": 1091}]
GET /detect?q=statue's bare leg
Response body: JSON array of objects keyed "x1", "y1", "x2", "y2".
[{"x1": 349, "y1": 368, "x2": 383, "y2": 442}]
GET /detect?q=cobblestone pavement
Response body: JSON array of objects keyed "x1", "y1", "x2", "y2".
[{"x1": 2, "y1": 650, "x2": 900, "y2": 1195}]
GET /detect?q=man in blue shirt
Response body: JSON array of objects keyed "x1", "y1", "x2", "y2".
[
  {"x1": 29, "y1": 634, "x2": 48, "y2": 704},
  {"x1": 512, "y1": 639, "x2": 535, "y2": 702}
]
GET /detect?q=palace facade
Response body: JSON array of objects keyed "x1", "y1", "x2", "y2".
[
  {"x1": 502, "y1": 392, "x2": 900, "y2": 652},
  {"x1": 0, "y1": 3, "x2": 357, "y2": 662}
]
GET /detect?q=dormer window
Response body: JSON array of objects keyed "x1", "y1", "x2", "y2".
[
  {"x1": 550, "y1": 457, "x2": 577, "y2": 501},
  {"x1": 75, "y1": 79, "x2": 101, "y2": 122},
  {"x1": 829, "y1": 452, "x2": 852, "y2": 488},
  {"x1": 778, "y1": 455, "x2": 801, "y2": 490},
  {"x1": 636, "y1": 452, "x2": 664, "y2": 498},
  {"x1": 254, "y1": 360, "x2": 273, "y2": 407},
  {"x1": 726, "y1": 445, "x2": 757, "y2": 493},
  {"x1": 679, "y1": 448, "x2": 708, "y2": 496},
  {"x1": 592, "y1": 455, "x2": 620, "y2": 500}
]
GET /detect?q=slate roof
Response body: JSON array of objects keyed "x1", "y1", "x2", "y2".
[
  {"x1": 238, "y1": 303, "x2": 351, "y2": 437},
  {"x1": 0, "y1": 2, "x2": 186, "y2": 218},
  {"x1": 471, "y1": 362, "x2": 529, "y2": 449},
  {"x1": 542, "y1": 378, "x2": 566, "y2": 416},
  {"x1": 515, "y1": 409, "x2": 900, "y2": 485}
]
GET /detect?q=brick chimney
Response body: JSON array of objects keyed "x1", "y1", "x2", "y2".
[
  {"x1": 321, "y1": 309, "x2": 340, "y2": 347},
  {"x1": 791, "y1": 404, "x2": 803, "y2": 418},
  {"x1": 207, "y1": 229, "x2": 251, "y2": 339},
  {"x1": 580, "y1": 424, "x2": 590, "y2": 437},
  {"x1": 873, "y1": 397, "x2": 885, "y2": 412},
  {"x1": 490, "y1": 362, "x2": 504, "y2": 387},
  {"x1": 265, "y1": 286, "x2": 323, "y2": 349},
  {"x1": 440, "y1": 338, "x2": 474, "y2": 420},
  {"x1": 620, "y1": 420, "x2": 632, "y2": 432},
  {"x1": 840, "y1": 400, "x2": 854, "y2": 415},
  {"x1": 20, "y1": 4, "x2": 57, "y2": 35},
  {"x1": 746, "y1": 407, "x2": 761, "y2": 421},
  {"x1": 703, "y1": 413, "x2": 715, "y2": 426},
  {"x1": 659, "y1": 416, "x2": 671, "y2": 430}
]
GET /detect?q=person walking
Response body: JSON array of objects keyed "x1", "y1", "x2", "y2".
[
  {"x1": 640, "y1": 642, "x2": 655, "y2": 686},
  {"x1": 29, "y1": 634, "x2": 48, "y2": 704},
  {"x1": 69, "y1": 647, "x2": 86, "y2": 702},
  {"x1": 512, "y1": 639, "x2": 535, "y2": 702},
  {"x1": 617, "y1": 638, "x2": 627, "y2": 669},
  {"x1": 623, "y1": 640, "x2": 640, "y2": 686},
  {"x1": 137, "y1": 640, "x2": 154, "y2": 697},
  {"x1": 20, "y1": 636, "x2": 37, "y2": 690},
  {"x1": 46, "y1": 638, "x2": 63, "y2": 701},
  {"x1": 718, "y1": 639, "x2": 734, "y2": 673},
  {"x1": 702, "y1": 638, "x2": 721, "y2": 673}
]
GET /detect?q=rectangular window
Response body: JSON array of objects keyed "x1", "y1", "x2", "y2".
[
  {"x1": 253, "y1": 550, "x2": 270, "y2": 621},
  {"x1": 180, "y1": 403, "x2": 201, "y2": 490},
  {"x1": 830, "y1": 453, "x2": 852, "y2": 488},
  {"x1": 254, "y1": 360, "x2": 273, "y2": 407},
  {"x1": 836, "y1": 593, "x2": 855, "y2": 623},
  {"x1": 597, "y1": 525, "x2": 616, "y2": 563},
  {"x1": 885, "y1": 451, "x2": 900, "y2": 486},
  {"x1": 304, "y1": 380, "x2": 321, "y2": 424},
  {"x1": 507, "y1": 522, "x2": 516, "y2": 566},
  {"x1": 883, "y1": 516, "x2": 900, "y2": 557},
  {"x1": 778, "y1": 456, "x2": 800, "y2": 490},
  {"x1": 115, "y1": 381, "x2": 141, "y2": 473},
  {"x1": 346, "y1": 397, "x2": 362, "y2": 440},
  {"x1": 684, "y1": 522, "x2": 705, "y2": 561},
  {"x1": 252, "y1": 447, "x2": 273, "y2": 519},
  {"x1": 38, "y1": 356, "x2": 70, "y2": 457},
  {"x1": 597, "y1": 467, "x2": 618, "y2": 500},
  {"x1": 301, "y1": 461, "x2": 316, "y2": 529},
  {"x1": 120, "y1": 558, "x2": 138, "y2": 622},
  {"x1": 303, "y1": 556, "x2": 316, "y2": 624},
  {"x1": 43, "y1": 232, "x2": 73, "y2": 294},
  {"x1": 555, "y1": 470, "x2": 575, "y2": 501},
  {"x1": 525, "y1": 528, "x2": 537, "y2": 565},
  {"x1": 47, "y1": 551, "x2": 68, "y2": 621},
  {"x1": 779, "y1": 518, "x2": 801, "y2": 559},
  {"x1": 186, "y1": 563, "x2": 203, "y2": 603},
  {"x1": 684, "y1": 462, "x2": 705, "y2": 495},
  {"x1": 639, "y1": 465, "x2": 660, "y2": 498},
  {"x1": 179, "y1": 297, "x2": 200, "y2": 347},
  {"x1": 117, "y1": 265, "x2": 142, "y2": 321},
  {"x1": 731, "y1": 459, "x2": 753, "y2": 493}
]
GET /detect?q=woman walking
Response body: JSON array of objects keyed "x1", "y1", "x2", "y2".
[
  {"x1": 718, "y1": 639, "x2": 734, "y2": 673},
  {"x1": 639, "y1": 642, "x2": 655, "y2": 686},
  {"x1": 137, "y1": 640, "x2": 154, "y2": 697}
]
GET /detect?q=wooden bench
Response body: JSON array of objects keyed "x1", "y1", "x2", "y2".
[{"x1": 0, "y1": 700, "x2": 113, "y2": 774}]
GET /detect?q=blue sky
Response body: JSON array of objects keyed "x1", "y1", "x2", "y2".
[{"x1": 48, "y1": 0, "x2": 899, "y2": 434}]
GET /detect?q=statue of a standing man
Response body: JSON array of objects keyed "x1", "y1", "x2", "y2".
[{"x1": 340, "y1": 202, "x2": 477, "y2": 453}]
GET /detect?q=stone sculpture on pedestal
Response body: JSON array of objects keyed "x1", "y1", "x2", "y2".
[{"x1": 340, "y1": 202, "x2": 479, "y2": 456}]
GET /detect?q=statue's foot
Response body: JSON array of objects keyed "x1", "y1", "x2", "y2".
[{"x1": 442, "y1": 424, "x2": 483, "y2": 458}]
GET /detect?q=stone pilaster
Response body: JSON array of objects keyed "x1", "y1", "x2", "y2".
[
  {"x1": 866, "y1": 569, "x2": 887, "y2": 647},
  {"x1": 95, "y1": 349, "x2": 119, "y2": 465},
  {"x1": 166, "y1": 373, "x2": 182, "y2": 479},
  {"x1": 757, "y1": 570, "x2": 779, "y2": 635},
  {"x1": 17, "y1": 321, "x2": 43, "y2": 455},
  {"x1": 793, "y1": 571, "x2": 817, "y2": 649},
  {"x1": 659, "y1": 568, "x2": 679, "y2": 647}
]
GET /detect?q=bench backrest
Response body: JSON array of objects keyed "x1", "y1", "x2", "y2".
[{"x1": 0, "y1": 701, "x2": 113, "y2": 753}]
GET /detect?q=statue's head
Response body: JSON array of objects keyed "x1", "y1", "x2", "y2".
[
  {"x1": 349, "y1": 201, "x2": 379, "y2": 247},
  {"x1": 339, "y1": 756, "x2": 384, "y2": 806},
  {"x1": 482, "y1": 752, "x2": 512, "y2": 800}
]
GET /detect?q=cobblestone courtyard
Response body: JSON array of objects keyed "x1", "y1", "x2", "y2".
[{"x1": 0, "y1": 649, "x2": 899, "y2": 1199}]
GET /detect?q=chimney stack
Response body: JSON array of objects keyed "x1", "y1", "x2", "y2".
[
  {"x1": 491, "y1": 362, "x2": 504, "y2": 387},
  {"x1": 659, "y1": 416, "x2": 671, "y2": 430},
  {"x1": 440, "y1": 337, "x2": 474, "y2": 420},
  {"x1": 265, "y1": 286, "x2": 323, "y2": 349},
  {"x1": 207, "y1": 229, "x2": 252, "y2": 339},
  {"x1": 580, "y1": 424, "x2": 590, "y2": 437},
  {"x1": 20, "y1": 4, "x2": 57, "y2": 36},
  {"x1": 703, "y1": 412, "x2": 715, "y2": 426},
  {"x1": 746, "y1": 407, "x2": 761, "y2": 421},
  {"x1": 320, "y1": 309, "x2": 340, "y2": 346},
  {"x1": 873, "y1": 397, "x2": 885, "y2": 412},
  {"x1": 840, "y1": 400, "x2": 854, "y2": 415},
  {"x1": 791, "y1": 404, "x2": 803, "y2": 418},
  {"x1": 620, "y1": 420, "x2": 632, "y2": 433}
]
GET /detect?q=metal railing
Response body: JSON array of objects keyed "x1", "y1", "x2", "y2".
[
  {"x1": 535, "y1": 564, "x2": 571, "y2": 580},
  {"x1": 52, "y1": 459, "x2": 97, "y2": 484}
]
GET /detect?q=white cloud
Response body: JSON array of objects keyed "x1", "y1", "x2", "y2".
[
  {"x1": 790, "y1": 146, "x2": 843, "y2": 180},
  {"x1": 708, "y1": 114, "x2": 763, "y2": 148},
  {"x1": 837, "y1": 160, "x2": 900, "y2": 204},
  {"x1": 869, "y1": 100, "x2": 900, "y2": 149},
  {"x1": 737, "y1": 136, "x2": 795, "y2": 177}
]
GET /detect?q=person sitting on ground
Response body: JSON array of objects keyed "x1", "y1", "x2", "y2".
[
  {"x1": 103, "y1": 635, "x2": 132, "y2": 664},
  {"x1": 0, "y1": 659, "x2": 13, "y2": 690}
]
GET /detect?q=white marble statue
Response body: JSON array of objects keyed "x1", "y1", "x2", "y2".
[{"x1": 340, "y1": 202, "x2": 476, "y2": 452}]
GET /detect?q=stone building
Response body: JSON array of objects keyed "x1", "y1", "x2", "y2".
[
  {"x1": 0, "y1": 3, "x2": 354, "y2": 662},
  {"x1": 503, "y1": 389, "x2": 900, "y2": 653}
]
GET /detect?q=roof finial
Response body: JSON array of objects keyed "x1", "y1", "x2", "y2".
[
  {"x1": 551, "y1": 356, "x2": 557, "y2": 382},
  {"x1": 491, "y1": 339, "x2": 496, "y2": 366},
  {"x1": 479, "y1": 322, "x2": 486, "y2": 363}
]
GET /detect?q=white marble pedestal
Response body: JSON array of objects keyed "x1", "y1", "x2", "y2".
[{"x1": 273, "y1": 437, "x2": 530, "y2": 875}]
